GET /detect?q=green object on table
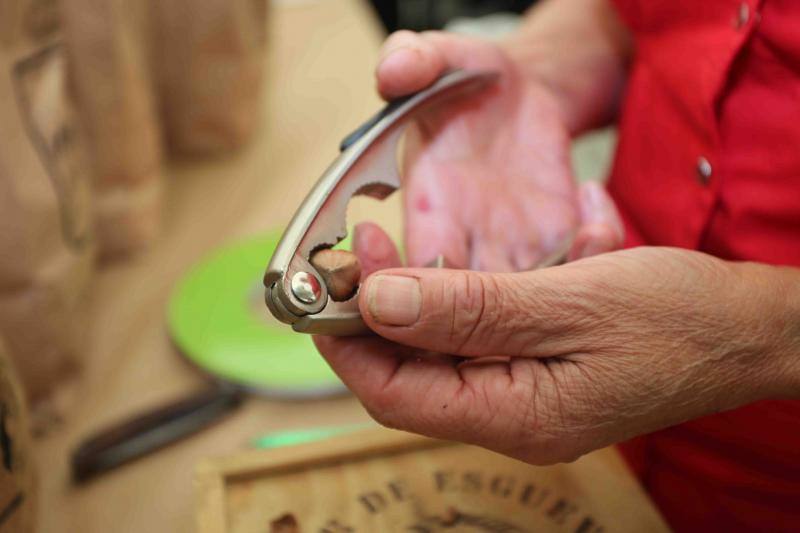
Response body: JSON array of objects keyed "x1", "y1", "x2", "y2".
[
  {"x1": 252, "y1": 424, "x2": 372, "y2": 449},
  {"x1": 167, "y1": 230, "x2": 346, "y2": 398}
]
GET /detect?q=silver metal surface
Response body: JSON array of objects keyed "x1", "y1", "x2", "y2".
[
  {"x1": 291, "y1": 272, "x2": 322, "y2": 304},
  {"x1": 265, "y1": 70, "x2": 499, "y2": 335}
]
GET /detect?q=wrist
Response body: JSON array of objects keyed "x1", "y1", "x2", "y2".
[
  {"x1": 733, "y1": 261, "x2": 800, "y2": 399},
  {"x1": 769, "y1": 265, "x2": 800, "y2": 397},
  {"x1": 497, "y1": 0, "x2": 631, "y2": 136},
  {"x1": 497, "y1": 37, "x2": 585, "y2": 135}
]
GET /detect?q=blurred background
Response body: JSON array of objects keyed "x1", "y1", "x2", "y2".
[
  {"x1": 0, "y1": 1, "x2": 615, "y2": 532},
  {"x1": 370, "y1": 0, "x2": 534, "y2": 31}
]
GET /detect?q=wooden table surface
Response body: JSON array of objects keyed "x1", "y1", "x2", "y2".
[{"x1": 31, "y1": 2, "x2": 655, "y2": 532}]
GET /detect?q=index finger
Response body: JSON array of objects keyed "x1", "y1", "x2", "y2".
[{"x1": 352, "y1": 221, "x2": 402, "y2": 276}]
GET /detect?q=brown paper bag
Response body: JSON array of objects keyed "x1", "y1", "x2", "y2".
[
  {"x1": 153, "y1": 0, "x2": 268, "y2": 154},
  {"x1": 0, "y1": 0, "x2": 93, "y2": 403},
  {"x1": 62, "y1": 0, "x2": 164, "y2": 258},
  {"x1": 0, "y1": 338, "x2": 36, "y2": 533}
]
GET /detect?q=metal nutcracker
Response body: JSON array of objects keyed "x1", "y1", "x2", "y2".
[{"x1": 264, "y1": 70, "x2": 499, "y2": 336}]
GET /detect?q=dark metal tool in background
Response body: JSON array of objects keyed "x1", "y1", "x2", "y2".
[
  {"x1": 369, "y1": 0, "x2": 536, "y2": 33},
  {"x1": 71, "y1": 384, "x2": 243, "y2": 484}
]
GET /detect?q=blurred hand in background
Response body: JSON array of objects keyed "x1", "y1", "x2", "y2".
[{"x1": 376, "y1": 29, "x2": 623, "y2": 271}]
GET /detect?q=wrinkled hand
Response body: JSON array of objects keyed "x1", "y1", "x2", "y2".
[
  {"x1": 317, "y1": 226, "x2": 796, "y2": 464},
  {"x1": 376, "y1": 30, "x2": 622, "y2": 270}
]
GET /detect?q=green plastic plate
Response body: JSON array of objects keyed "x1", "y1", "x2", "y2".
[{"x1": 167, "y1": 231, "x2": 346, "y2": 398}]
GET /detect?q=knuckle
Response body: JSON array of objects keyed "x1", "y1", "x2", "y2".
[
  {"x1": 517, "y1": 270, "x2": 609, "y2": 342},
  {"x1": 432, "y1": 272, "x2": 504, "y2": 354}
]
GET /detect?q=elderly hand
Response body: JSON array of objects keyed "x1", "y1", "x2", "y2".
[
  {"x1": 376, "y1": 30, "x2": 622, "y2": 270},
  {"x1": 316, "y1": 226, "x2": 800, "y2": 464}
]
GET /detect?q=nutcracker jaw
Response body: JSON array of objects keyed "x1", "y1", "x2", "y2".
[{"x1": 264, "y1": 70, "x2": 499, "y2": 336}]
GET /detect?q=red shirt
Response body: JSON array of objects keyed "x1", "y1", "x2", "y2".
[{"x1": 608, "y1": 0, "x2": 800, "y2": 530}]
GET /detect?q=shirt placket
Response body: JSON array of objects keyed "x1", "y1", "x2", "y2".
[{"x1": 693, "y1": 0, "x2": 765, "y2": 249}]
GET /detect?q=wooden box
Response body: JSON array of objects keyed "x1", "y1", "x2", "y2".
[{"x1": 196, "y1": 428, "x2": 668, "y2": 532}]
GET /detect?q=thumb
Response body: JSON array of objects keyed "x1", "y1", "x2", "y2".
[
  {"x1": 376, "y1": 30, "x2": 505, "y2": 100},
  {"x1": 377, "y1": 31, "x2": 447, "y2": 100},
  {"x1": 359, "y1": 267, "x2": 565, "y2": 357}
]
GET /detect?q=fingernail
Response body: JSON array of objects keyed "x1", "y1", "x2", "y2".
[
  {"x1": 367, "y1": 275, "x2": 421, "y2": 326},
  {"x1": 378, "y1": 45, "x2": 418, "y2": 71}
]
